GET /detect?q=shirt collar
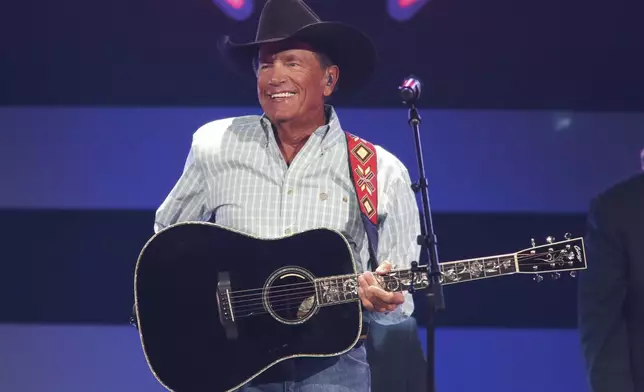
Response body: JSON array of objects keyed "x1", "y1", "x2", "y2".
[{"x1": 259, "y1": 105, "x2": 345, "y2": 151}]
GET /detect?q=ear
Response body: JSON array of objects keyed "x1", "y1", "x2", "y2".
[{"x1": 323, "y1": 66, "x2": 339, "y2": 97}]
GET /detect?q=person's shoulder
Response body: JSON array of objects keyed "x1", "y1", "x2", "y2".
[
  {"x1": 595, "y1": 172, "x2": 644, "y2": 204},
  {"x1": 592, "y1": 172, "x2": 644, "y2": 213},
  {"x1": 374, "y1": 144, "x2": 408, "y2": 175},
  {"x1": 368, "y1": 142, "x2": 413, "y2": 193},
  {"x1": 188, "y1": 115, "x2": 264, "y2": 160},
  {"x1": 192, "y1": 115, "x2": 263, "y2": 145}
]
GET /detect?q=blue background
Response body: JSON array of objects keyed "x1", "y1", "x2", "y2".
[{"x1": 1, "y1": 107, "x2": 642, "y2": 211}]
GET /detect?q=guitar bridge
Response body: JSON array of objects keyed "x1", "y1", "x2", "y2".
[{"x1": 216, "y1": 271, "x2": 238, "y2": 340}]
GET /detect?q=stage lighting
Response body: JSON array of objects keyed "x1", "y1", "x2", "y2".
[
  {"x1": 212, "y1": 0, "x2": 254, "y2": 21},
  {"x1": 388, "y1": 0, "x2": 429, "y2": 21}
]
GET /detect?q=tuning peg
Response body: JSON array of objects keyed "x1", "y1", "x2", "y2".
[
  {"x1": 546, "y1": 236, "x2": 555, "y2": 244},
  {"x1": 570, "y1": 271, "x2": 577, "y2": 278},
  {"x1": 531, "y1": 238, "x2": 536, "y2": 247},
  {"x1": 551, "y1": 272, "x2": 561, "y2": 280},
  {"x1": 533, "y1": 274, "x2": 544, "y2": 283},
  {"x1": 564, "y1": 232, "x2": 571, "y2": 240}
]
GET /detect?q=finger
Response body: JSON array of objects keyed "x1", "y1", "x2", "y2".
[
  {"x1": 367, "y1": 292, "x2": 395, "y2": 312},
  {"x1": 358, "y1": 285, "x2": 375, "y2": 311},
  {"x1": 360, "y1": 275, "x2": 393, "y2": 311},
  {"x1": 369, "y1": 295, "x2": 394, "y2": 312},
  {"x1": 358, "y1": 275, "x2": 374, "y2": 305},
  {"x1": 361, "y1": 271, "x2": 405, "y2": 312},
  {"x1": 358, "y1": 275, "x2": 370, "y2": 290},
  {"x1": 375, "y1": 260, "x2": 393, "y2": 275},
  {"x1": 362, "y1": 271, "x2": 380, "y2": 287},
  {"x1": 368, "y1": 286, "x2": 405, "y2": 306},
  {"x1": 371, "y1": 298, "x2": 395, "y2": 312}
]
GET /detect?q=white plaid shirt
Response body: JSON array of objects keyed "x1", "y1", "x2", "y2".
[{"x1": 155, "y1": 106, "x2": 420, "y2": 325}]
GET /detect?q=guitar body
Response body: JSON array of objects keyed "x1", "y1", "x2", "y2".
[{"x1": 134, "y1": 222, "x2": 363, "y2": 392}]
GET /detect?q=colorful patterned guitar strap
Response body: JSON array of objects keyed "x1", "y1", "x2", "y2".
[{"x1": 345, "y1": 132, "x2": 379, "y2": 272}]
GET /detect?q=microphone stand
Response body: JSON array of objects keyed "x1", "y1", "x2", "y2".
[{"x1": 399, "y1": 76, "x2": 445, "y2": 392}]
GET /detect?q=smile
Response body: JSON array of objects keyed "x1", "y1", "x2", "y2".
[{"x1": 270, "y1": 92, "x2": 296, "y2": 99}]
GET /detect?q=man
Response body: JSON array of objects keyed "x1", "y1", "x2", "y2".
[
  {"x1": 578, "y1": 159, "x2": 644, "y2": 391},
  {"x1": 154, "y1": 0, "x2": 421, "y2": 390}
]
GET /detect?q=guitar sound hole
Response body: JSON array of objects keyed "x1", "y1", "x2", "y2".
[{"x1": 264, "y1": 268, "x2": 318, "y2": 325}]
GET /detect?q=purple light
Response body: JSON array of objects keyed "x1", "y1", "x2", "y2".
[
  {"x1": 226, "y1": 0, "x2": 244, "y2": 9},
  {"x1": 388, "y1": 0, "x2": 429, "y2": 21},
  {"x1": 212, "y1": 0, "x2": 253, "y2": 20},
  {"x1": 398, "y1": 0, "x2": 419, "y2": 7}
]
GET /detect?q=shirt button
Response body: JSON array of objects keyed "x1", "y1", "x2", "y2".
[
  {"x1": 287, "y1": 189, "x2": 294, "y2": 196},
  {"x1": 319, "y1": 192, "x2": 328, "y2": 201},
  {"x1": 284, "y1": 228, "x2": 292, "y2": 235}
]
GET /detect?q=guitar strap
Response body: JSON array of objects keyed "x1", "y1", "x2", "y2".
[{"x1": 345, "y1": 132, "x2": 379, "y2": 272}]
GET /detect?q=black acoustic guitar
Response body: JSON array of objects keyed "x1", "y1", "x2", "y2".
[{"x1": 133, "y1": 222, "x2": 587, "y2": 392}]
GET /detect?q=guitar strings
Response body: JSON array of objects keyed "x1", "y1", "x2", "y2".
[
  {"x1": 232, "y1": 287, "x2": 323, "y2": 310},
  {"x1": 228, "y1": 250, "x2": 560, "y2": 299},
  {"x1": 228, "y1": 250, "x2": 566, "y2": 301},
  {"x1": 227, "y1": 251, "x2": 574, "y2": 318},
  {"x1": 233, "y1": 253, "x2": 566, "y2": 317},
  {"x1": 232, "y1": 255, "x2": 555, "y2": 313},
  {"x1": 233, "y1": 293, "x2": 320, "y2": 315}
]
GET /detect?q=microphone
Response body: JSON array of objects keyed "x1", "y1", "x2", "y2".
[{"x1": 398, "y1": 75, "x2": 422, "y2": 104}]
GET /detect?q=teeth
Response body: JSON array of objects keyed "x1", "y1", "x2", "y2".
[{"x1": 271, "y1": 92, "x2": 296, "y2": 99}]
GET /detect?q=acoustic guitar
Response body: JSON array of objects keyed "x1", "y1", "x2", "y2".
[{"x1": 132, "y1": 222, "x2": 586, "y2": 392}]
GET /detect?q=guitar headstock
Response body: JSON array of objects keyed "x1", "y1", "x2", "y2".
[{"x1": 515, "y1": 233, "x2": 587, "y2": 282}]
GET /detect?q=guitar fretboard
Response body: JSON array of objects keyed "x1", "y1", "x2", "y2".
[{"x1": 314, "y1": 254, "x2": 517, "y2": 306}]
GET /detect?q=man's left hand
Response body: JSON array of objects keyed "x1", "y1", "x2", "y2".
[{"x1": 357, "y1": 261, "x2": 405, "y2": 313}]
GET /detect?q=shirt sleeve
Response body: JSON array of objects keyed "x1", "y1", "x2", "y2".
[
  {"x1": 369, "y1": 164, "x2": 421, "y2": 325},
  {"x1": 578, "y1": 196, "x2": 634, "y2": 392},
  {"x1": 154, "y1": 138, "x2": 212, "y2": 233}
]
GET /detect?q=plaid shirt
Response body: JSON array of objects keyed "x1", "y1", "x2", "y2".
[{"x1": 155, "y1": 106, "x2": 420, "y2": 325}]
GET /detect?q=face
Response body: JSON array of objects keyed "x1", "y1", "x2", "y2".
[{"x1": 256, "y1": 41, "x2": 338, "y2": 126}]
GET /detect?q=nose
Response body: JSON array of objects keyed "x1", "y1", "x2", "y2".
[{"x1": 268, "y1": 63, "x2": 287, "y2": 86}]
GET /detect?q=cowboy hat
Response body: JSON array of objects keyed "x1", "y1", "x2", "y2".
[{"x1": 218, "y1": 0, "x2": 377, "y2": 91}]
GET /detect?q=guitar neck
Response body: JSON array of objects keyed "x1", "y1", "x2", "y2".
[{"x1": 314, "y1": 253, "x2": 518, "y2": 306}]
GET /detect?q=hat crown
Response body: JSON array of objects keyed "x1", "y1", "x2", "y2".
[
  {"x1": 219, "y1": 0, "x2": 377, "y2": 92},
  {"x1": 255, "y1": 0, "x2": 322, "y2": 41}
]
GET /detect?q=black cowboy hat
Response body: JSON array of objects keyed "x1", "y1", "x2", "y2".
[{"x1": 218, "y1": 0, "x2": 377, "y2": 91}]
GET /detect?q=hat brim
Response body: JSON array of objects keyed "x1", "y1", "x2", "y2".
[{"x1": 218, "y1": 22, "x2": 377, "y2": 92}]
